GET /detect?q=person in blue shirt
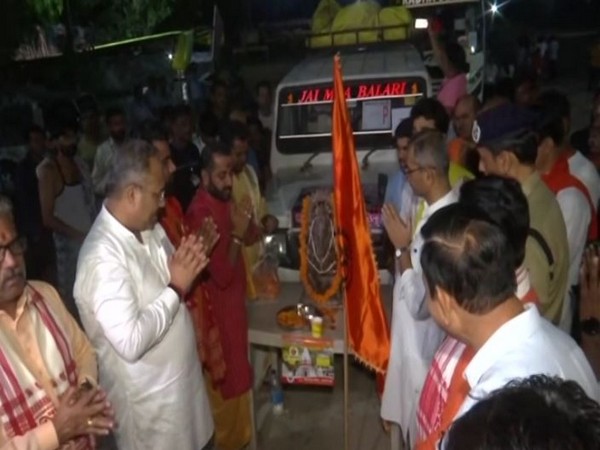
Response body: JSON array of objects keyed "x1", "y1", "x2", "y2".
[{"x1": 384, "y1": 118, "x2": 412, "y2": 213}]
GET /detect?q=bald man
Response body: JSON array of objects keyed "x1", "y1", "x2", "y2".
[{"x1": 449, "y1": 95, "x2": 481, "y2": 172}]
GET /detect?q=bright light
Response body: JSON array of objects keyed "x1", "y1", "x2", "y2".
[
  {"x1": 491, "y1": 3, "x2": 499, "y2": 14},
  {"x1": 167, "y1": 53, "x2": 173, "y2": 60},
  {"x1": 470, "y1": 46, "x2": 476, "y2": 54},
  {"x1": 415, "y1": 18, "x2": 429, "y2": 30}
]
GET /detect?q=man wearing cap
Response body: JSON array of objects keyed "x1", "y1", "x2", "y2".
[{"x1": 475, "y1": 103, "x2": 569, "y2": 325}]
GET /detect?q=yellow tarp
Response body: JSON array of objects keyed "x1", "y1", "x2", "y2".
[
  {"x1": 379, "y1": 6, "x2": 412, "y2": 41},
  {"x1": 309, "y1": 1, "x2": 412, "y2": 48},
  {"x1": 330, "y1": 0, "x2": 381, "y2": 46},
  {"x1": 312, "y1": 0, "x2": 341, "y2": 34}
]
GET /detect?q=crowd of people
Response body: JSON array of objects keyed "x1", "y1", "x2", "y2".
[
  {"x1": 379, "y1": 54, "x2": 600, "y2": 446},
  {"x1": 0, "y1": 76, "x2": 278, "y2": 450},
  {"x1": 2, "y1": 26, "x2": 600, "y2": 450}
]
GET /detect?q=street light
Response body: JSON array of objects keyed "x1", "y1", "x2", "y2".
[{"x1": 491, "y1": 3, "x2": 499, "y2": 14}]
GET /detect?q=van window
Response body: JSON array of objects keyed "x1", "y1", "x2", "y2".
[{"x1": 276, "y1": 77, "x2": 426, "y2": 154}]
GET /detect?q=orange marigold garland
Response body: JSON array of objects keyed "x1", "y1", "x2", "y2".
[{"x1": 299, "y1": 194, "x2": 343, "y2": 304}]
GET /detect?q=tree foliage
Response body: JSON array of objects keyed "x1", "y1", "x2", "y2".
[
  {"x1": 82, "y1": 0, "x2": 173, "y2": 42},
  {"x1": 23, "y1": 0, "x2": 176, "y2": 43},
  {"x1": 26, "y1": 0, "x2": 64, "y2": 22}
]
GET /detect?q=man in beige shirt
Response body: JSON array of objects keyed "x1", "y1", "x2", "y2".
[
  {"x1": 0, "y1": 195, "x2": 114, "y2": 450},
  {"x1": 222, "y1": 121, "x2": 277, "y2": 300},
  {"x1": 475, "y1": 103, "x2": 569, "y2": 325}
]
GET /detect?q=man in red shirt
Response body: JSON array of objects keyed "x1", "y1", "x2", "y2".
[{"x1": 185, "y1": 142, "x2": 261, "y2": 450}]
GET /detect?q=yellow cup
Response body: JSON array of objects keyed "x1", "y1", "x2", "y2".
[{"x1": 311, "y1": 317, "x2": 324, "y2": 338}]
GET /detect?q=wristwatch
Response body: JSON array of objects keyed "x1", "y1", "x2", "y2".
[{"x1": 581, "y1": 317, "x2": 600, "y2": 336}]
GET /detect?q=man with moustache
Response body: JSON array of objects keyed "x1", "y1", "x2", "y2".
[
  {"x1": 222, "y1": 120, "x2": 277, "y2": 300},
  {"x1": 381, "y1": 130, "x2": 458, "y2": 444},
  {"x1": 74, "y1": 140, "x2": 214, "y2": 450},
  {"x1": 0, "y1": 194, "x2": 115, "y2": 449},
  {"x1": 186, "y1": 142, "x2": 261, "y2": 450},
  {"x1": 448, "y1": 95, "x2": 481, "y2": 172},
  {"x1": 37, "y1": 123, "x2": 95, "y2": 320}
]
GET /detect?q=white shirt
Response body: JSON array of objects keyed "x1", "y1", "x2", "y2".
[
  {"x1": 381, "y1": 189, "x2": 459, "y2": 440},
  {"x1": 74, "y1": 207, "x2": 214, "y2": 450},
  {"x1": 399, "y1": 182, "x2": 418, "y2": 224},
  {"x1": 569, "y1": 150, "x2": 600, "y2": 207},
  {"x1": 555, "y1": 185, "x2": 591, "y2": 333},
  {"x1": 556, "y1": 187, "x2": 590, "y2": 288},
  {"x1": 457, "y1": 305, "x2": 599, "y2": 420}
]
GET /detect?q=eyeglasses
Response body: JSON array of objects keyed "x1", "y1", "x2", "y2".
[
  {"x1": 403, "y1": 165, "x2": 426, "y2": 175},
  {"x1": 0, "y1": 236, "x2": 27, "y2": 262}
]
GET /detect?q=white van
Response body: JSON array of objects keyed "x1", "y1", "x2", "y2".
[
  {"x1": 265, "y1": 0, "x2": 486, "y2": 282},
  {"x1": 266, "y1": 46, "x2": 431, "y2": 282}
]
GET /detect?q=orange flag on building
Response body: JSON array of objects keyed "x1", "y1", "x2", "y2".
[{"x1": 332, "y1": 54, "x2": 391, "y2": 373}]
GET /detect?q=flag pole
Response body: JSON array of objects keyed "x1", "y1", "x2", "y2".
[{"x1": 343, "y1": 282, "x2": 350, "y2": 450}]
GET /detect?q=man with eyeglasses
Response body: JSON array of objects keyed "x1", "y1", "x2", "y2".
[
  {"x1": 380, "y1": 129, "x2": 457, "y2": 446},
  {"x1": 74, "y1": 140, "x2": 214, "y2": 450},
  {"x1": 0, "y1": 194, "x2": 115, "y2": 449}
]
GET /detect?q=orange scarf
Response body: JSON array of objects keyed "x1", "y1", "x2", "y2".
[
  {"x1": 186, "y1": 281, "x2": 226, "y2": 384},
  {"x1": 161, "y1": 196, "x2": 185, "y2": 247},
  {"x1": 447, "y1": 138, "x2": 466, "y2": 166},
  {"x1": 160, "y1": 196, "x2": 226, "y2": 383},
  {"x1": 415, "y1": 345, "x2": 474, "y2": 450},
  {"x1": 416, "y1": 289, "x2": 539, "y2": 450}
]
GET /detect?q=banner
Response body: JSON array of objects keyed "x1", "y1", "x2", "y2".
[{"x1": 281, "y1": 336, "x2": 335, "y2": 386}]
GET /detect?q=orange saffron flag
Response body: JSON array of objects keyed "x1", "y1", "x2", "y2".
[{"x1": 332, "y1": 54, "x2": 391, "y2": 373}]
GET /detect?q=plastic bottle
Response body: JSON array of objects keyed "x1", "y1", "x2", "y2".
[{"x1": 270, "y1": 369, "x2": 284, "y2": 415}]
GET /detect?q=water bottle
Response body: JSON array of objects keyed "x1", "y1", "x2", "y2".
[{"x1": 270, "y1": 369, "x2": 284, "y2": 415}]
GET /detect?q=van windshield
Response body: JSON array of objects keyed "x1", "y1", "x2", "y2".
[{"x1": 276, "y1": 77, "x2": 426, "y2": 154}]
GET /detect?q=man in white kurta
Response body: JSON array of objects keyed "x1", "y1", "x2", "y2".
[
  {"x1": 74, "y1": 140, "x2": 214, "y2": 450},
  {"x1": 381, "y1": 129, "x2": 458, "y2": 443}
]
